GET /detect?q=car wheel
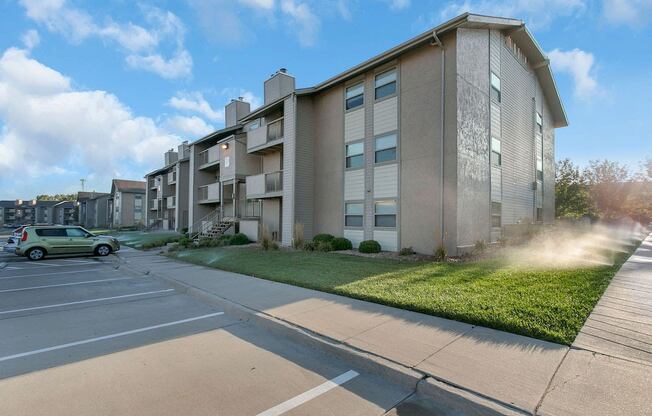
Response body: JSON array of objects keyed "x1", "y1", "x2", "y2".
[
  {"x1": 27, "y1": 247, "x2": 45, "y2": 261},
  {"x1": 95, "y1": 244, "x2": 112, "y2": 256}
]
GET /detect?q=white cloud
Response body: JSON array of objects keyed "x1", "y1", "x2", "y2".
[
  {"x1": 221, "y1": 88, "x2": 263, "y2": 110},
  {"x1": 281, "y1": 0, "x2": 320, "y2": 47},
  {"x1": 548, "y1": 48, "x2": 599, "y2": 99},
  {"x1": 19, "y1": 0, "x2": 192, "y2": 79},
  {"x1": 0, "y1": 47, "x2": 180, "y2": 184},
  {"x1": 126, "y1": 50, "x2": 192, "y2": 79},
  {"x1": 21, "y1": 30, "x2": 40, "y2": 50},
  {"x1": 438, "y1": 0, "x2": 586, "y2": 30},
  {"x1": 166, "y1": 115, "x2": 215, "y2": 137},
  {"x1": 239, "y1": 0, "x2": 276, "y2": 9},
  {"x1": 167, "y1": 91, "x2": 224, "y2": 122},
  {"x1": 603, "y1": 0, "x2": 652, "y2": 27},
  {"x1": 384, "y1": 0, "x2": 410, "y2": 10}
]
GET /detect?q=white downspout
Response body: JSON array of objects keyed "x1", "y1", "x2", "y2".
[{"x1": 432, "y1": 31, "x2": 446, "y2": 247}]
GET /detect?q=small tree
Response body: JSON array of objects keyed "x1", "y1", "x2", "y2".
[
  {"x1": 555, "y1": 158, "x2": 595, "y2": 220},
  {"x1": 292, "y1": 222, "x2": 304, "y2": 249},
  {"x1": 583, "y1": 159, "x2": 631, "y2": 221}
]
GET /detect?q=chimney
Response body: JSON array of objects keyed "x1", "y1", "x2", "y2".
[
  {"x1": 164, "y1": 149, "x2": 178, "y2": 165},
  {"x1": 264, "y1": 68, "x2": 295, "y2": 105},
  {"x1": 225, "y1": 97, "x2": 251, "y2": 128},
  {"x1": 178, "y1": 141, "x2": 190, "y2": 158}
]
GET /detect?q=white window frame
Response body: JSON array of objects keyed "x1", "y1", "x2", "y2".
[
  {"x1": 374, "y1": 69, "x2": 397, "y2": 100},
  {"x1": 345, "y1": 141, "x2": 364, "y2": 169},
  {"x1": 345, "y1": 83, "x2": 364, "y2": 111},
  {"x1": 374, "y1": 200, "x2": 397, "y2": 228},
  {"x1": 344, "y1": 202, "x2": 364, "y2": 228},
  {"x1": 490, "y1": 72, "x2": 501, "y2": 103},
  {"x1": 374, "y1": 133, "x2": 397, "y2": 164}
]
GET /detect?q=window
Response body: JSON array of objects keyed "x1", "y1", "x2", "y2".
[
  {"x1": 375, "y1": 200, "x2": 397, "y2": 227},
  {"x1": 345, "y1": 203, "x2": 363, "y2": 227},
  {"x1": 248, "y1": 119, "x2": 260, "y2": 130},
  {"x1": 536, "y1": 159, "x2": 543, "y2": 180},
  {"x1": 35, "y1": 228, "x2": 67, "y2": 237},
  {"x1": 66, "y1": 227, "x2": 88, "y2": 237},
  {"x1": 536, "y1": 112, "x2": 543, "y2": 134},
  {"x1": 345, "y1": 83, "x2": 364, "y2": 110},
  {"x1": 346, "y1": 142, "x2": 364, "y2": 169},
  {"x1": 536, "y1": 208, "x2": 543, "y2": 222},
  {"x1": 375, "y1": 69, "x2": 396, "y2": 100},
  {"x1": 490, "y1": 72, "x2": 501, "y2": 103},
  {"x1": 375, "y1": 133, "x2": 397, "y2": 163},
  {"x1": 491, "y1": 202, "x2": 502, "y2": 228},
  {"x1": 491, "y1": 137, "x2": 501, "y2": 167}
]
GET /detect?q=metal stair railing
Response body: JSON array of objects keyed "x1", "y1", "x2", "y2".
[{"x1": 189, "y1": 209, "x2": 221, "y2": 241}]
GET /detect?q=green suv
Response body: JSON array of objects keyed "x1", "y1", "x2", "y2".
[{"x1": 15, "y1": 226, "x2": 120, "y2": 261}]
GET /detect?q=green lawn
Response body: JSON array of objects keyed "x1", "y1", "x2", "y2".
[
  {"x1": 113, "y1": 231, "x2": 181, "y2": 248},
  {"x1": 166, "y1": 245, "x2": 637, "y2": 345}
]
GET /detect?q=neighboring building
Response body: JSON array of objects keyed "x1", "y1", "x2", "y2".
[
  {"x1": 52, "y1": 201, "x2": 78, "y2": 225},
  {"x1": 77, "y1": 192, "x2": 111, "y2": 229},
  {"x1": 109, "y1": 179, "x2": 146, "y2": 228},
  {"x1": 0, "y1": 199, "x2": 64, "y2": 227},
  {"x1": 181, "y1": 13, "x2": 566, "y2": 254},
  {"x1": 145, "y1": 142, "x2": 190, "y2": 231}
]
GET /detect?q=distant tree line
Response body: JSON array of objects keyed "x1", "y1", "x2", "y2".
[
  {"x1": 556, "y1": 158, "x2": 651, "y2": 224},
  {"x1": 35, "y1": 193, "x2": 77, "y2": 201}
]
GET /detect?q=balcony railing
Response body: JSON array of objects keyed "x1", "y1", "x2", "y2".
[
  {"x1": 149, "y1": 199, "x2": 158, "y2": 210},
  {"x1": 246, "y1": 171, "x2": 283, "y2": 198},
  {"x1": 197, "y1": 144, "x2": 220, "y2": 168},
  {"x1": 247, "y1": 117, "x2": 284, "y2": 151},
  {"x1": 167, "y1": 171, "x2": 176, "y2": 185},
  {"x1": 198, "y1": 182, "x2": 220, "y2": 203},
  {"x1": 166, "y1": 196, "x2": 176, "y2": 208}
]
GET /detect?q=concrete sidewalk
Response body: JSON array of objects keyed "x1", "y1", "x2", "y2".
[
  {"x1": 538, "y1": 233, "x2": 652, "y2": 416},
  {"x1": 118, "y1": 235, "x2": 651, "y2": 415}
]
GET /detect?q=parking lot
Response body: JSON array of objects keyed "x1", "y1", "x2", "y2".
[{"x1": 0, "y1": 248, "x2": 413, "y2": 415}]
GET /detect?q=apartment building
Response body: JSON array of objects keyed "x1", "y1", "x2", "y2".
[
  {"x1": 181, "y1": 13, "x2": 566, "y2": 254},
  {"x1": 0, "y1": 199, "x2": 61, "y2": 226},
  {"x1": 145, "y1": 142, "x2": 190, "y2": 231},
  {"x1": 108, "y1": 179, "x2": 146, "y2": 228},
  {"x1": 52, "y1": 201, "x2": 77, "y2": 225},
  {"x1": 77, "y1": 192, "x2": 111, "y2": 229}
]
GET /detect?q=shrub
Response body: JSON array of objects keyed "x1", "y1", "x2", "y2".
[
  {"x1": 260, "y1": 224, "x2": 273, "y2": 250},
  {"x1": 434, "y1": 244, "x2": 447, "y2": 262},
  {"x1": 230, "y1": 233, "x2": 250, "y2": 246},
  {"x1": 178, "y1": 236, "x2": 192, "y2": 248},
  {"x1": 303, "y1": 241, "x2": 316, "y2": 251},
  {"x1": 399, "y1": 247, "x2": 414, "y2": 256},
  {"x1": 359, "y1": 240, "x2": 381, "y2": 253},
  {"x1": 270, "y1": 241, "x2": 280, "y2": 250},
  {"x1": 331, "y1": 237, "x2": 352, "y2": 251},
  {"x1": 313, "y1": 233, "x2": 335, "y2": 243},
  {"x1": 292, "y1": 222, "x2": 305, "y2": 249},
  {"x1": 316, "y1": 241, "x2": 334, "y2": 252},
  {"x1": 181, "y1": 227, "x2": 188, "y2": 234},
  {"x1": 197, "y1": 237, "x2": 213, "y2": 248}
]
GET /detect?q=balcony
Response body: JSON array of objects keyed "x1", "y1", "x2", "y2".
[
  {"x1": 247, "y1": 117, "x2": 284, "y2": 154},
  {"x1": 149, "y1": 199, "x2": 158, "y2": 210},
  {"x1": 166, "y1": 196, "x2": 176, "y2": 209},
  {"x1": 198, "y1": 182, "x2": 220, "y2": 204},
  {"x1": 167, "y1": 171, "x2": 176, "y2": 185},
  {"x1": 198, "y1": 144, "x2": 220, "y2": 170},
  {"x1": 246, "y1": 171, "x2": 283, "y2": 198}
]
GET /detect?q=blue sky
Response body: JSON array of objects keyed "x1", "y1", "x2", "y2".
[{"x1": 0, "y1": 0, "x2": 650, "y2": 199}]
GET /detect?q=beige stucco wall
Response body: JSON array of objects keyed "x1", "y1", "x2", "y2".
[
  {"x1": 398, "y1": 41, "x2": 443, "y2": 254},
  {"x1": 312, "y1": 86, "x2": 345, "y2": 236}
]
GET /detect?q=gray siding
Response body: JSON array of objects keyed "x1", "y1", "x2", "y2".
[
  {"x1": 281, "y1": 96, "x2": 296, "y2": 245},
  {"x1": 501, "y1": 38, "x2": 536, "y2": 225},
  {"x1": 295, "y1": 95, "x2": 315, "y2": 239}
]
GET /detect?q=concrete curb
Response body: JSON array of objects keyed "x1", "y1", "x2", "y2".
[{"x1": 121, "y1": 255, "x2": 529, "y2": 415}]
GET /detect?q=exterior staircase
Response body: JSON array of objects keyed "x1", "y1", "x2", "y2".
[{"x1": 189, "y1": 210, "x2": 237, "y2": 241}]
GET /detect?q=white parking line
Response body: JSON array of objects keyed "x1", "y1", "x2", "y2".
[
  {"x1": 0, "y1": 312, "x2": 225, "y2": 362},
  {"x1": 0, "y1": 277, "x2": 131, "y2": 293},
  {"x1": 0, "y1": 289, "x2": 175, "y2": 315},
  {"x1": 23, "y1": 261, "x2": 98, "y2": 267},
  {"x1": 0, "y1": 268, "x2": 117, "y2": 280},
  {"x1": 58, "y1": 259, "x2": 99, "y2": 264},
  {"x1": 256, "y1": 370, "x2": 359, "y2": 416}
]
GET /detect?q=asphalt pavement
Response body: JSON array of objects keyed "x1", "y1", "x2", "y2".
[{"x1": 0, "y1": 249, "x2": 414, "y2": 415}]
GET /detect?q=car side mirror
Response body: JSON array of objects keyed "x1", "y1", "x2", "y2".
[{"x1": 84, "y1": 234, "x2": 92, "y2": 238}]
